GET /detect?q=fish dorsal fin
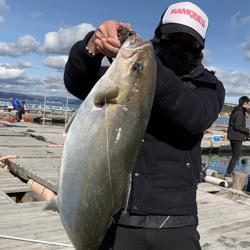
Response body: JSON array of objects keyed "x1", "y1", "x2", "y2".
[
  {"x1": 63, "y1": 111, "x2": 77, "y2": 136},
  {"x1": 94, "y1": 85, "x2": 119, "y2": 107}
]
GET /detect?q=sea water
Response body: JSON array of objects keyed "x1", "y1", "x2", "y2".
[
  {"x1": 203, "y1": 117, "x2": 250, "y2": 175},
  {"x1": 202, "y1": 154, "x2": 250, "y2": 175}
]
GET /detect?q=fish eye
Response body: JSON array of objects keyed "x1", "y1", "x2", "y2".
[{"x1": 131, "y1": 62, "x2": 144, "y2": 75}]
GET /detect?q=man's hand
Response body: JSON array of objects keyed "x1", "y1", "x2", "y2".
[{"x1": 87, "y1": 20, "x2": 132, "y2": 58}]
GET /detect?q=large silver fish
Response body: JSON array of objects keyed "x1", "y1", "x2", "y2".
[{"x1": 58, "y1": 34, "x2": 156, "y2": 250}]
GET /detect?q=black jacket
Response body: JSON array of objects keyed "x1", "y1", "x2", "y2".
[
  {"x1": 227, "y1": 106, "x2": 249, "y2": 141},
  {"x1": 64, "y1": 31, "x2": 225, "y2": 216}
]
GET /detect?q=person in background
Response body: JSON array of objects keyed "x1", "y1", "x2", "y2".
[
  {"x1": 18, "y1": 101, "x2": 26, "y2": 121},
  {"x1": 226, "y1": 96, "x2": 250, "y2": 177},
  {"x1": 64, "y1": 1, "x2": 225, "y2": 249},
  {"x1": 9, "y1": 97, "x2": 22, "y2": 122},
  {"x1": 10, "y1": 97, "x2": 21, "y2": 110}
]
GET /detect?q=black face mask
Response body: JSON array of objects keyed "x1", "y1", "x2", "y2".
[{"x1": 158, "y1": 40, "x2": 201, "y2": 76}]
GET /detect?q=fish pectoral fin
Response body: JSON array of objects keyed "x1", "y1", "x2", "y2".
[{"x1": 94, "y1": 85, "x2": 119, "y2": 107}]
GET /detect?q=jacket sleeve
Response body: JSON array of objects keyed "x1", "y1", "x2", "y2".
[
  {"x1": 154, "y1": 58, "x2": 225, "y2": 134},
  {"x1": 233, "y1": 112, "x2": 249, "y2": 135},
  {"x1": 64, "y1": 31, "x2": 106, "y2": 100}
]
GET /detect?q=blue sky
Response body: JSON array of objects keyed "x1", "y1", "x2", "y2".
[{"x1": 0, "y1": 0, "x2": 250, "y2": 104}]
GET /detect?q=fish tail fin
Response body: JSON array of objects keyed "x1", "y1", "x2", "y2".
[{"x1": 42, "y1": 196, "x2": 58, "y2": 212}]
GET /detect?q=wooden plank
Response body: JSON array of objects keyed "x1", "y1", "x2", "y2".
[
  {"x1": 14, "y1": 158, "x2": 61, "y2": 167},
  {"x1": 0, "y1": 130, "x2": 26, "y2": 137},
  {"x1": 27, "y1": 132, "x2": 65, "y2": 145},
  {"x1": 5, "y1": 158, "x2": 61, "y2": 191},
  {"x1": 0, "y1": 190, "x2": 72, "y2": 250},
  {"x1": 198, "y1": 183, "x2": 250, "y2": 249},
  {"x1": 0, "y1": 169, "x2": 30, "y2": 193},
  {"x1": 0, "y1": 122, "x2": 250, "y2": 249},
  {"x1": 9, "y1": 124, "x2": 65, "y2": 135},
  {"x1": 0, "y1": 121, "x2": 28, "y2": 128},
  {"x1": 0, "y1": 146, "x2": 62, "y2": 158},
  {"x1": 0, "y1": 137, "x2": 49, "y2": 147}
]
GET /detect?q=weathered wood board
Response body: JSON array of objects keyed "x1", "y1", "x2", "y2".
[{"x1": 0, "y1": 121, "x2": 250, "y2": 249}]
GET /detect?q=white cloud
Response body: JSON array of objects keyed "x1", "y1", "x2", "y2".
[
  {"x1": 40, "y1": 23, "x2": 95, "y2": 54},
  {"x1": 240, "y1": 37, "x2": 250, "y2": 61},
  {"x1": 0, "y1": 61, "x2": 65, "y2": 97},
  {"x1": 42, "y1": 55, "x2": 68, "y2": 69},
  {"x1": 0, "y1": 0, "x2": 10, "y2": 12},
  {"x1": 210, "y1": 67, "x2": 250, "y2": 96},
  {"x1": 0, "y1": 74, "x2": 60, "y2": 97},
  {"x1": 0, "y1": 0, "x2": 9, "y2": 25},
  {"x1": 0, "y1": 23, "x2": 95, "y2": 58},
  {"x1": 229, "y1": 11, "x2": 240, "y2": 36},
  {"x1": 16, "y1": 61, "x2": 32, "y2": 68},
  {"x1": 202, "y1": 49, "x2": 213, "y2": 66},
  {"x1": 0, "y1": 66, "x2": 25, "y2": 80},
  {"x1": 201, "y1": 49, "x2": 250, "y2": 96},
  {"x1": 17, "y1": 35, "x2": 39, "y2": 49},
  {"x1": 0, "y1": 61, "x2": 32, "y2": 69},
  {"x1": 30, "y1": 11, "x2": 41, "y2": 18},
  {"x1": 13, "y1": 76, "x2": 44, "y2": 94},
  {"x1": 0, "y1": 35, "x2": 40, "y2": 57},
  {"x1": 241, "y1": 16, "x2": 250, "y2": 25},
  {"x1": 44, "y1": 76, "x2": 63, "y2": 83},
  {"x1": 228, "y1": 12, "x2": 250, "y2": 36},
  {"x1": 0, "y1": 16, "x2": 4, "y2": 24},
  {"x1": 0, "y1": 63, "x2": 45, "y2": 96}
]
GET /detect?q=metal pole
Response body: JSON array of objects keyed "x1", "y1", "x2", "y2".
[
  {"x1": 43, "y1": 79, "x2": 63, "y2": 126},
  {"x1": 42, "y1": 82, "x2": 47, "y2": 126},
  {"x1": 65, "y1": 91, "x2": 69, "y2": 128}
]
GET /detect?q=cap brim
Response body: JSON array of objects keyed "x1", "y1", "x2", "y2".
[{"x1": 160, "y1": 23, "x2": 204, "y2": 48}]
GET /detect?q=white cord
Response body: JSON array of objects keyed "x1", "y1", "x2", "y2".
[
  {"x1": 104, "y1": 97, "x2": 114, "y2": 206},
  {"x1": 0, "y1": 234, "x2": 73, "y2": 247},
  {"x1": 159, "y1": 216, "x2": 170, "y2": 228}
]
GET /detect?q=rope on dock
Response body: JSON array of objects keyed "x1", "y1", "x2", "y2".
[{"x1": 0, "y1": 234, "x2": 74, "y2": 248}]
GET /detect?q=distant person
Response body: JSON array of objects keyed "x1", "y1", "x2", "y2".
[
  {"x1": 226, "y1": 96, "x2": 250, "y2": 177},
  {"x1": 10, "y1": 97, "x2": 20, "y2": 110},
  {"x1": 19, "y1": 101, "x2": 26, "y2": 121},
  {"x1": 9, "y1": 97, "x2": 22, "y2": 122}
]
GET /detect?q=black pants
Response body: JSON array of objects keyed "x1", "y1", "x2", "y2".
[
  {"x1": 99, "y1": 224, "x2": 201, "y2": 250},
  {"x1": 16, "y1": 109, "x2": 23, "y2": 122},
  {"x1": 227, "y1": 140, "x2": 242, "y2": 174}
]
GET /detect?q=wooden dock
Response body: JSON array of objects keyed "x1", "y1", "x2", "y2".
[
  {"x1": 198, "y1": 184, "x2": 250, "y2": 249},
  {"x1": 0, "y1": 120, "x2": 250, "y2": 249},
  {"x1": 0, "y1": 121, "x2": 73, "y2": 249}
]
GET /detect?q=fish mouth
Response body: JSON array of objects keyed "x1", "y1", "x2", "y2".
[
  {"x1": 119, "y1": 34, "x2": 153, "y2": 60},
  {"x1": 122, "y1": 34, "x2": 152, "y2": 51}
]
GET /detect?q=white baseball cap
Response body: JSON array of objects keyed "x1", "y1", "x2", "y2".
[{"x1": 158, "y1": 2, "x2": 209, "y2": 48}]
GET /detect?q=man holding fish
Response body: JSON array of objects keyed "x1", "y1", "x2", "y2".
[{"x1": 63, "y1": 1, "x2": 225, "y2": 249}]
